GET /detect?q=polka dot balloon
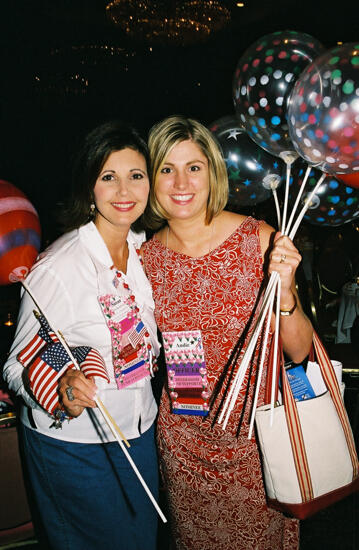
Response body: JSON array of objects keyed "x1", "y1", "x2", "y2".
[
  {"x1": 288, "y1": 160, "x2": 359, "y2": 226},
  {"x1": 233, "y1": 30, "x2": 325, "y2": 162},
  {"x1": 209, "y1": 115, "x2": 284, "y2": 207},
  {"x1": 288, "y1": 43, "x2": 359, "y2": 175}
]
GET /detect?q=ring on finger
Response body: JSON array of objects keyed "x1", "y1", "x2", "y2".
[
  {"x1": 66, "y1": 385, "x2": 75, "y2": 402},
  {"x1": 280, "y1": 254, "x2": 286, "y2": 264}
]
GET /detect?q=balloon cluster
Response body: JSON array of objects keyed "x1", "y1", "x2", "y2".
[{"x1": 216, "y1": 32, "x2": 359, "y2": 227}]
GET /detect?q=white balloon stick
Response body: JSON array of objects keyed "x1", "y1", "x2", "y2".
[
  {"x1": 280, "y1": 162, "x2": 292, "y2": 233},
  {"x1": 218, "y1": 272, "x2": 278, "y2": 429},
  {"x1": 270, "y1": 277, "x2": 281, "y2": 427},
  {"x1": 289, "y1": 173, "x2": 327, "y2": 240},
  {"x1": 284, "y1": 164, "x2": 312, "y2": 237},
  {"x1": 272, "y1": 188, "x2": 281, "y2": 229},
  {"x1": 247, "y1": 282, "x2": 276, "y2": 439}
]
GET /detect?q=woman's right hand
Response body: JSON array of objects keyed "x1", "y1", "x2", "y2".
[{"x1": 58, "y1": 369, "x2": 98, "y2": 417}]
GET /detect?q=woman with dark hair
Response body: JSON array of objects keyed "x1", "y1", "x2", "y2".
[
  {"x1": 142, "y1": 115, "x2": 313, "y2": 550},
  {"x1": 3, "y1": 120, "x2": 160, "y2": 550}
]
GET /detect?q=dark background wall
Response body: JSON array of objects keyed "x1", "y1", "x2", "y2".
[
  {"x1": 0, "y1": 1, "x2": 358, "y2": 339},
  {"x1": 1, "y1": 1, "x2": 358, "y2": 239}
]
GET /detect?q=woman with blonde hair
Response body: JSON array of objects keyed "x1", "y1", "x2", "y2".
[{"x1": 142, "y1": 115, "x2": 313, "y2": 550}]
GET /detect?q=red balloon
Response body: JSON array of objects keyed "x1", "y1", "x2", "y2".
[
  {"x1": 336, "y1": 172, "x2": 359, "y2": 190},
  {"x1": 0, "y1": 180, "x2": 41, "y2": 285}
]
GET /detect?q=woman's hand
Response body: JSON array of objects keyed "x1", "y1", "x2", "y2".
[
  {"x1": 268, "y1": 232, "x2": 302, "y2": 307},
  {"x1": 261, "y1": 227, "x2": 313, "y2": 363},
  {"x1": 58, "y1": 369, "x2": 98, "y2": 418}
]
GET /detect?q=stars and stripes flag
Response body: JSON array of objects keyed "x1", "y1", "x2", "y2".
[
  {"x1": 28, "y1": 342, "x2": 74, "y2": 415},
  {"x1": 17, "y1": 313, "x2": 59, "y2": 367},
  {"x1": 72, "y1": 346, "x2": 110, "y2": 383},
  {"x1": 26, "y1": 344, "x2": 109, "y2": 416},
  {"x1": 128, "y1": 321, "x2": 147, "y2": 348},
  {"x1": 17, "y1": 312, "x2": 109, "y2": 416}
]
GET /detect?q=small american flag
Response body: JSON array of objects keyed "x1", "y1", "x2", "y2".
[
  {"x1": 128, "y1": 321, "x2": 147, "y2": 348},
  {"x1": 18, "y1": 312, "x2": 109, "y2": 416},
  {"x1": 73, "y1": 346, "x2": 109, "y2": 383},
  {"x1": 27, "y1": 344, "x2": 109, "y2": 417},
  {"x1": 17, "y1": 313, "x2": 59, "y2": 367},
  {"x1": 28, "y1": 343, "x2": 74, "y2": 415}
]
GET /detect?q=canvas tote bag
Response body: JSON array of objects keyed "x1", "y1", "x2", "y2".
[{"x1": 255, "y1": 331, "x2": 359, "y2": 519}]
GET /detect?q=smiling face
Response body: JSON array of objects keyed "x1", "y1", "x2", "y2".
[
  {"x1": 155, "y1": 139, "x2": 210, "y2": 224},
  {"x1": 93, "y1": 148, "x2": 149, "y2": 236}
]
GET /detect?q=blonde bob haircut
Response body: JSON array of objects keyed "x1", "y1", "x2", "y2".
[{"x1": 147, "y1": 115, "x2": 228, "y2": 229}]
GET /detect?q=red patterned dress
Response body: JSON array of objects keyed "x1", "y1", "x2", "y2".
[{"x1": 143, "y1": 217, "x2": 299, "y2": 550}]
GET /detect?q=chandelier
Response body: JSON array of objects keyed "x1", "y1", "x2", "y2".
[{"x1": 105, "y1": 1, "x2": 231, "y2": 45}]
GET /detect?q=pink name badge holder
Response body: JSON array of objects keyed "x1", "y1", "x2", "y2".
[
  {"x1": 162, "y1": 329, "x2": 209, "y2": 416},
  {"x1": 98, "y1": 270, "x2": 155, "y2": 388}
]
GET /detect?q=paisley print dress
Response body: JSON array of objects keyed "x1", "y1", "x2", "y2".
[{"x1": 143, "y1": 217, "x2": 299, "y2": 550}]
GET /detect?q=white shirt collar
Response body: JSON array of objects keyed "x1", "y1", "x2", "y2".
[{"x1": 78, "y1": 221, "x2": 146, "y2": 269}]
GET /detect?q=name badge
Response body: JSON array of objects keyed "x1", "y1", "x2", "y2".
[
  {"x1": 99, "y1": 293, "x2": 152, "y2": 388},
  {"x1": 162, "y1": 330, "x2": 209, "y2": 416}
]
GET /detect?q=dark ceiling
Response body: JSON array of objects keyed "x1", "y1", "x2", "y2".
[{"x1": 0, "y1": 0, "x2": 357, "y2": 238}]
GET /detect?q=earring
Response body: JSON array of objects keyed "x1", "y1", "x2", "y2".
[{"x1": 90, "y1": 203, "x2": 95, "y2": 217}]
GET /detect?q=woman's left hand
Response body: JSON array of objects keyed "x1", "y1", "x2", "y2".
[
  {"x1": 266, "y1": 232, "x2": 312, "y2": 362},
  {"x1": 58, "y1": 369, "x2": 98, "y2": 418},
  {"x1": 268, "y1": 232, "x2": 302, "y2": 295}
]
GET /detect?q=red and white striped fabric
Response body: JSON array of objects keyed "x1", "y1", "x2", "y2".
[
  {"x1": 17, "y1": 313, "x2": 59, "y2": 368},
  {"x1": 73, "y1": 346, "x2": 110, "y2": 383},
  {"x1": 27, "y1": 342, "x2": 74, "y2": 415}
]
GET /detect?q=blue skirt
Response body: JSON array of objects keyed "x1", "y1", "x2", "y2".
[{"x1": 20, "y1": 422, "x2": 159, "y2": 550}]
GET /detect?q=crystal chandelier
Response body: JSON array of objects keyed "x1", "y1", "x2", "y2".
[{"x1": 105, "y1": 0, "x2": 231, "y2": 45}]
